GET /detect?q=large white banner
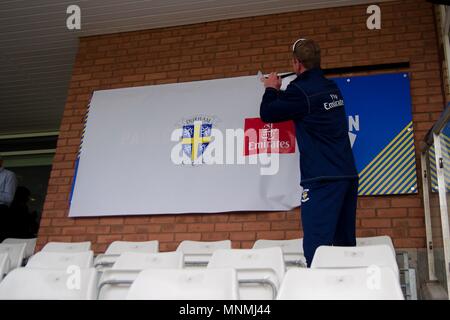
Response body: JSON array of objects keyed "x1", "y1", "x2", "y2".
[{"x1": 68, "y1": 75, "x2": 301, "y2": 217}]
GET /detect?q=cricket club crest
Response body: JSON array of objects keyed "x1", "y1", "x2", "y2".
[
  {"x1": 179, "y1": 115, "x2": 217, "y2": 164},
  {"x1": 301, "y1": 189, "x2": 310, "y2": 203}
]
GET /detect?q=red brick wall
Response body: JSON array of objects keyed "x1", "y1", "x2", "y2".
[
  {"x1": 38, "y1": 0, "x2": 446, "y2": 253},
  {"x1": 434, "y1": 5, "x2": 450, "y2": 104}
]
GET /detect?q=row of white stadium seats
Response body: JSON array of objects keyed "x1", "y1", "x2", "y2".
[
  {"x1": 0, "y1": 266, "x2": 403, "y2": 300},
  {"x1": 0, "y1": 244, "x2": 403, "y2": 300},
  {"x1": 0, "y1": 236, "x2": 395, "y2": 278}
]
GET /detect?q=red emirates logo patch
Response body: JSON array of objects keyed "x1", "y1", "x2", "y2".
[{"x1": 244, "y1": 118, "x2": 296, "y2": 155}]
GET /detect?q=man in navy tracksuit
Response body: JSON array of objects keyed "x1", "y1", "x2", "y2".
[{"x1": 259, "y1": 38, "x2": 359, "y2": 267}]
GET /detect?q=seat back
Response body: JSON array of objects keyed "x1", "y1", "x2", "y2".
[
  {"x1": 277, "y1": 267, "x2": 404, "y2": 300},
  {"x1": 253, "y1": 239, "x2": 305, "y2": 267},
  {"x1": 207, "y1": 247, "x2": 285, "y2": 300},
  {"x1": 356, "y1": 236, "x2": 395, "y2": 254},
  {"x1": 0, "y1": 267, "x2": 98, "y2": 300},
  {"x1": 0, "y1": 253, "x2": 10, "y2": 280},
  {"x1": 95, "y1": 240, "x2": 159, "y2": 269},
  {"x1": 113, "y1": 251, "x2": 183, "y2": 270},
  {"x1": 41, "y1": 241, "x2": 91, "y2": 253},
  {"x1": 98, "y1": 251, "x2": 183, "y2": 300},
  {"x1": 126, "y1": 268, "x2": 239, "y2": 300},
  {"x1": 26, "y1": 251, "x2": 94, "y2": 270},
  {"x1": 105, "y1": 240, "x2": 159, "y2": 254},
  {"x1": 0, "y1": 243, "x2": 26, "y2": 271},
  {"x1": 176, "y1": 240, "x2": 231, "y2": 266},
  {"x1": 253, "y1": 239, "x2": 302, "y2": 253},
  {"x1": 2, "y1": 238, "x2": 37, "y2": 259},
  {"x1": 311, "y1": 245, "x2": 399, "y2": 277}
]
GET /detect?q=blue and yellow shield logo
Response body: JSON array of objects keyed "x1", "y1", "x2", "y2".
[{"x1": 182, "y1": 121, "x2": 212, "y2": 161}]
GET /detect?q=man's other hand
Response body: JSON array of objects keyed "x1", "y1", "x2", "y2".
[{"x1": 263, "y1": 72, "x2": 282, "y2": 90}]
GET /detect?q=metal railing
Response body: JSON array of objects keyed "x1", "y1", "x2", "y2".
[
  {"x1": 396, "y1": 251, "x2": 417, "y2": 300},
  {"x1": 421, "y1": 103, "x2": 450, "y2": 298}
]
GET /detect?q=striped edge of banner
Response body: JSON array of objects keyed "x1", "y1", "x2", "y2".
[{"x1": 358, "y1": 121, "x2": 417, "y2": 196}]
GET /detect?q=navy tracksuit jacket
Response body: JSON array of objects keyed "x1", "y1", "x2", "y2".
[{"x1": 260, "y1": 68, "x2": 359, "y2": 267}]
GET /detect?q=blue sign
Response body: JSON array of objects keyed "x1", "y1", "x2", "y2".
[{"x1": 332, "y1": 73, "x2": 416, "y2": 195}]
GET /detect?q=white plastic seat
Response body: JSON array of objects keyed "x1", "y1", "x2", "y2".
[
  {"x1": 0, "y1": 243, "x2": 26, "y2": 272},
  {"x1": 253, "y1": 239, "x2": 306, "y2": 267},
  {"x1": 126, "y1": 268, "x2": 239, "y2": 300},
  {"x1": 311, "y1": 245, "x2": 399, "y2": 279},
  {"x1": 25, "y1": 251, "x2": 94, "y2": 269},
  {"x1": 94, "y1": 240, "x2": 159, "y2": 269},
  {"x1": 41, "y1": 241, "x2": 91, "y2": 253},
  {"x1": 0, "y1": 267, "x2": 98, "y2": 300},
  {"x1": 105, "y1": 240, "x2": 159, "y2": 255},
  {"x1": 2, "y1": 238, "x2": 37, "y2": 259},
  {"x1": 277, "y1": 267, "x2": 404, "y2": 300},
  {"x1": 176, "y1": 240, "x2": 231, "y2": 267},
  {"x1": 0, "y1": 253, "x2": 10, "y2": 280},
  {"x1": 357, "y1": 236, "x2": 395, "y2": 254},
  {"x1": 207, "y1": 247, "x2": 285, "y2": 300},
  {"x1": 98, "y1": 251, "x2": 183, "y2": 300},
  {"x1": 112, "y1": 251, "x2": 182, "y2": 270}
]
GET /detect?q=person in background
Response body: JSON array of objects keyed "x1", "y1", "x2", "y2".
[
  {"x1": 0, "y1": 155, "x2": 17, "y2": 241},
  {"x1": 0, "y1": 155, "x2": 16, "y2": 207}
]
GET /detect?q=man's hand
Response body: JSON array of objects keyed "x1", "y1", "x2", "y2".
[{"x1": 263, "y1": 72, "x2": 282, "y2": 90}]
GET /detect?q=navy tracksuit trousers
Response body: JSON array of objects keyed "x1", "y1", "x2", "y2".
[{"x1": 301, "y1": 178, "x2": 359, "y2": 267}]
